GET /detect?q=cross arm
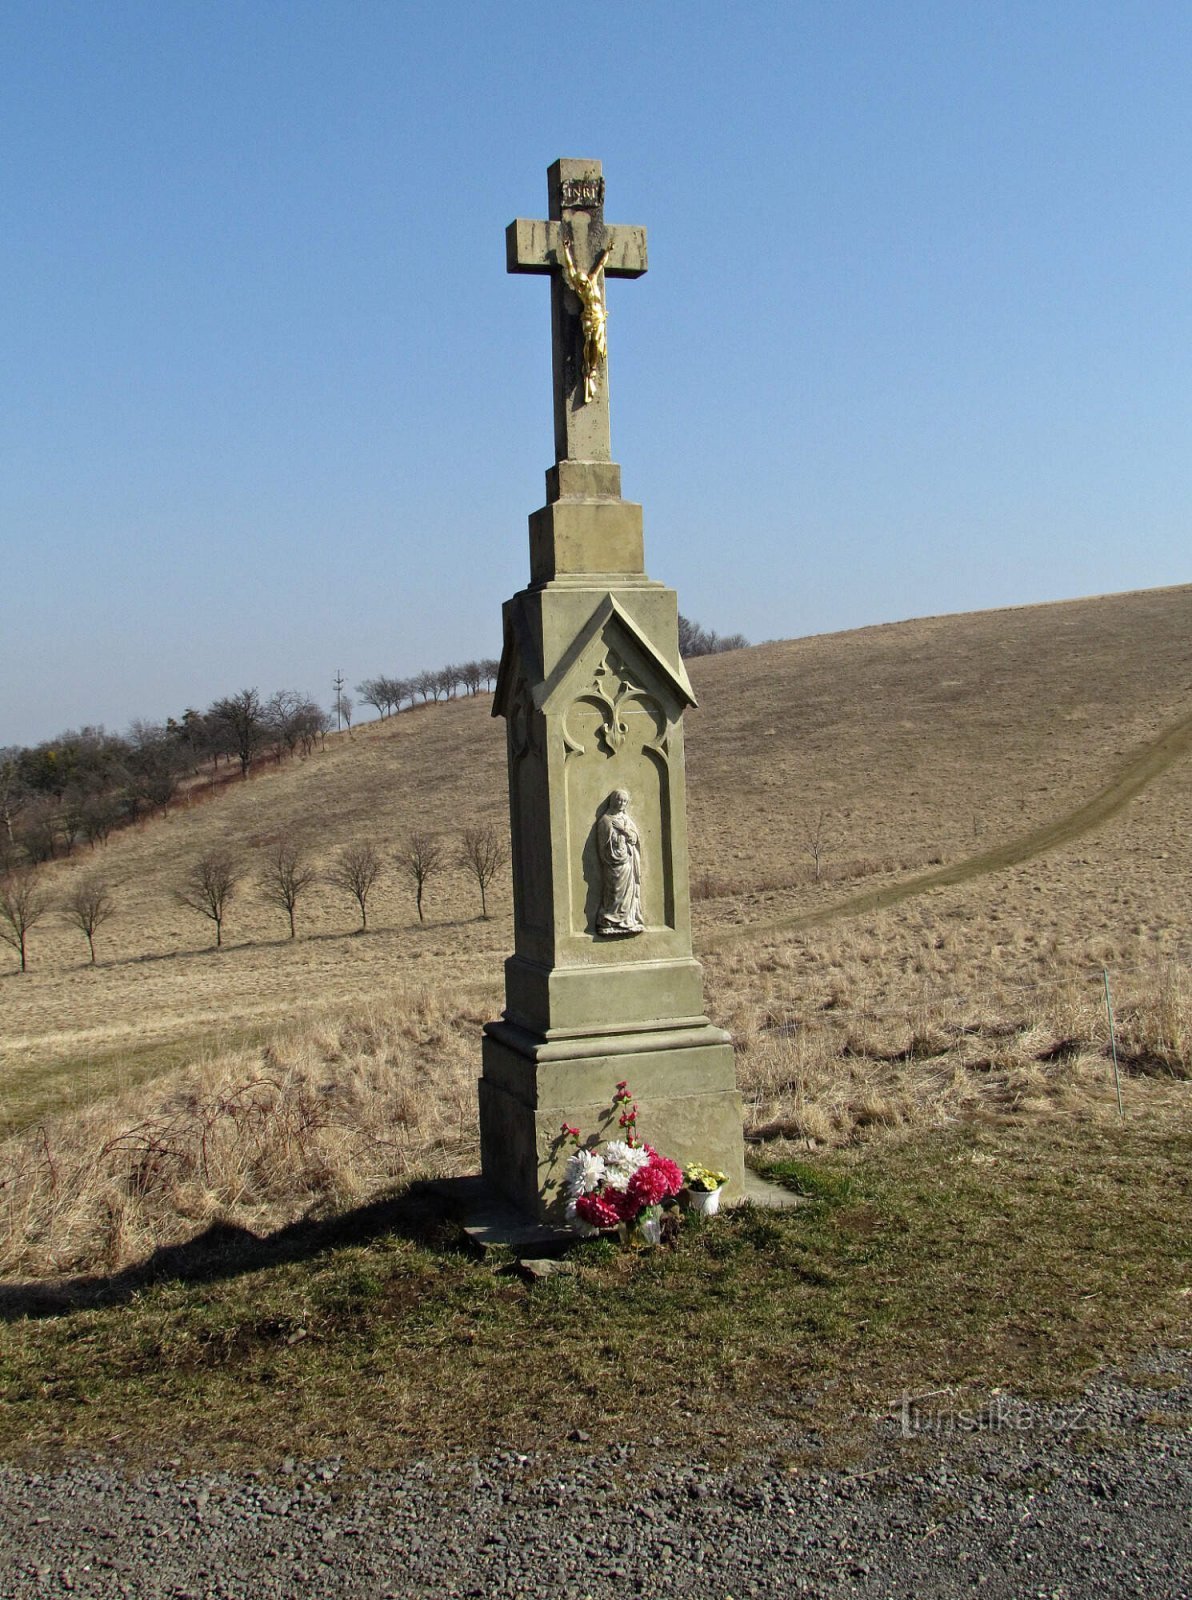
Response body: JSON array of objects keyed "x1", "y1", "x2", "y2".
[{"x1": 506, "y1": 219, "x2": 648, "y2": 278}]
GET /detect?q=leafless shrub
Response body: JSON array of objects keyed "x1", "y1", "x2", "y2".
[
  {"x1": 259, "y1": 840, "x2": 318, "y2": 939},
  {"x1": 0, "y1": 867, "x2": 50, "y2": 972},
  {"x1": 457, "y1": 823, "x2": 505, "y2": 919},
  {"x1": 174, "y1": 851, "x2": 241, "y2": 949},
  {"x1": 399, "y1": 831, "x2": 447, "y2": 924},
  {"x1": 62, "y1": 876, "x2": 116, "y2": 964},
  {"x1": 804, "y1": 810, "x2": 836, "y2": 883},
  {"x1": 326, "y1": 842, "x2": 382, "y2": 931}
]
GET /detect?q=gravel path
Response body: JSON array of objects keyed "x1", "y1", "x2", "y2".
[{"x1": 1, "y1": 1351, "x2": 1188, "y2": 1599}]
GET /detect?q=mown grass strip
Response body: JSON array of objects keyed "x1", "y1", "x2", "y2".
[{"x1": 0, "y1": 1026, "x2": 278, "y2": 1137}]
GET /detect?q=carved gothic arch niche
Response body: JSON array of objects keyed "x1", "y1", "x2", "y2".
[{"x1": 559, "y1": 635, "x2": 677, "y2": 939}]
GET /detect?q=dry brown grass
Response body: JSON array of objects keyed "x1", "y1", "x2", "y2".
[
  {"x1": 0, "y1": 990, "x2": 483, "y2": 1277},
  {"x1": 2, "y1": 584, "x2": 1190, "y2": 1278}
]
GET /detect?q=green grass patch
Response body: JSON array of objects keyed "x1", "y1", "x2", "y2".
[
  {"x1": 0, "y1": 1118, "x2": 1187, "y2": 1471},
  {"x1": 756, "y1": 1157, "x2": 856, "y2": 1206}
]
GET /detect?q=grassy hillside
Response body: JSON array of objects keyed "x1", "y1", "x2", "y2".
[{"x1": 1, "y1": 583, "x2": 1190, "y2": 1278}]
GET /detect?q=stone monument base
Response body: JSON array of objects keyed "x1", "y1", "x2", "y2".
[{"x1": 479, "y1": 1021, "x2": 745, "y2": 1223}]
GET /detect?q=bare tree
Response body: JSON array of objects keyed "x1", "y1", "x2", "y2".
[
  {"x1": 804, "y1": 811, "x2": 835, "y2": 884},
  {"x1": 126, "y1": 720, "x2": 186, "y2": 815},
  {"x1": 291, "y1": 699, "x2": 327, "y2": 757},
  {"x1": 457, "y1": 822, "x2": 505, "y2": 919},
  {"x1": 259, "y1": 840, "x2": 318, "y2": 939},
  {"x1": 340, "y1": 694, "x2": 354, "y2": 736},
  {"x1": 326, "y1": 841, "x2": 382, "y2": 931},
  {"x1": 62, "y1": 875, "x2": 115, "y2": 964},
  {"x1": 175, "y1": 851, "x2": 241, "y2": 948},
  {"x1": 19, "y1": 797, "x2": 64, "y2": 864},
  {"x1": 209, "y1": 689, "x2": 265, "y2": 779},
  {"x1": 399, "y1": 830, "x2": 447, "y2": 924},
  {"x1": 79, "y1": 792, "x2": 122, "y2": 847},
  {"x1": 0, "y1": 868, "x2": 50, "y2": 972},
  {"x1": 264, "y1": 689, "x2": 308, "y2": 762},
  {"x1": 356, "y1": 677, "x2": 389, "y2": 721}
]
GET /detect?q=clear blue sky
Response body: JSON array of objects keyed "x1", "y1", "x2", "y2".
[{"x1": 3, "y1": 1, "x2": 1189, "y2": 746}]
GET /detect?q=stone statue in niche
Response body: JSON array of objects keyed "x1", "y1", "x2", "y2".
[{"x1": 595, "y1": 789, "x2": 643, "y2": 935}]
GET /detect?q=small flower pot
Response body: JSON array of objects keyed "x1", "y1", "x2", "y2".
[{"x1": 687, "y1": 1186, "x2": 722, "y2": 1217}]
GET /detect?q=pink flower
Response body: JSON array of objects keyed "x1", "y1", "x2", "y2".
[
  {"x1": 574, "y1": 1191, "x2": 621, "y2": 1230},
  {"x1": 627, "y1": 1153, "x2": 684, "y2": 1207},
  {"x1": 650, "y1": 1153, "x2": 683, "y2": 1195}
]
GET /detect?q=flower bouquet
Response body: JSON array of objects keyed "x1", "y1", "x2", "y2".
[
  {"x1": 683, "y1": 1163, "x2": 728, "y2": 1217},
  {"x1": 561, "y1": 1082, "x2": 683, "y2": 1245}
]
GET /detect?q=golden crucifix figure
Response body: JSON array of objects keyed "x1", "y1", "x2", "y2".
[{"x1": 560, "y1": 236, "x2": 611, "y2": 404}]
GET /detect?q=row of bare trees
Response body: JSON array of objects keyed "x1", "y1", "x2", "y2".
[
  {"x1": 355, "y1": 660, "x2": 500, "y2": 720},
  {"x1": 1, "y1": 824, "x2": 507, "y2": 969},
  {"x1": 179, "y1": 824, "x2": 505, "y2": 947}
]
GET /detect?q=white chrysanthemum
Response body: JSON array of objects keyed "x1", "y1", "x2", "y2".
[
  {"x1": 600, "y1": 1140, "x2": 649, "y2": 1191},
  {"x1": 564, "y1": 1148, "x2": 605, "y2": 1198},
  {"x1": 565, "y1": 1197, "x2": 600, "y2": 1237}
]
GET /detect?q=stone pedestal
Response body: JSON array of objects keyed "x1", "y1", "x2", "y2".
[
  {"x1": 480, "y1": 469, "x2": 745, "y2": 1222},
  {"x1": 481, "y1": 1025, "x2": 743, "y2": 1221}
]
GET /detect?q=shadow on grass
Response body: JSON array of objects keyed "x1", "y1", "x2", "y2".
[{"x1": 0, "y1": 1181, "x2": 470, "y2": 1325}]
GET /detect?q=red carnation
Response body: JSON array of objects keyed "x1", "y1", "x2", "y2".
[
  {"x1": 607, "y1": 1186, "x2": 643, "y2": 1224},
  {"x1": 627, "y1": 1165, "x2": 667, "y2": 1208},
  {"x1": 574, "y1": 1191, "x2": 621, "y2": 1230}
]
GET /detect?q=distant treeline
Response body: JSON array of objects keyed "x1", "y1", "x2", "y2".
[
  {"x1": 0, "y1": 660, "x2": 497, "y2": 867},
  {"x1": 677, "y1": 615, "x2": 748, "y2": 658},
  {"x1": 0, "y1": 690, "x2": 333, "y2": 866},
  {"x1": 355, "y1": 659, "x2": 500, "y2": 719},
  {"x1": 1, "y1": 616, "x2": 746, "y2": 868}
]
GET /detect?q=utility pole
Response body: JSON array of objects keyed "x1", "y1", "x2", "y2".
[{"x1": 332, "y1": 669, "x2": 345, "y2": 732}]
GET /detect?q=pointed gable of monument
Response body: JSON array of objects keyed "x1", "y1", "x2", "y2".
[{"x1": 536, "y1": 594, "x2": 697, "y2": 719}]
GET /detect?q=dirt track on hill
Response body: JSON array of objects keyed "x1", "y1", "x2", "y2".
[{"x1": 701, "y1": 701, "x2": 1192, "y2": 950}]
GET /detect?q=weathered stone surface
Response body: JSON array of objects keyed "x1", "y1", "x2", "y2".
[{"x1": 527, "y1": 498, "x2": 644, "y2": 582}]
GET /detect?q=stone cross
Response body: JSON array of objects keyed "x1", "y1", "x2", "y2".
[
  {"x1": 507, "y1": 158, "x2": 647, "y2": 471},
  {"x1": 481, "y1": 157, "x2": 746, "y2": 1225}
]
